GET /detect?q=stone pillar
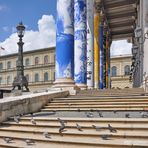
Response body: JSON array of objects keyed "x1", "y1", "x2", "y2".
[
  {"x1": 94, "y1": 4, "x2": 100, "y2": 89},
  {"x1": 86, "y1": 0, "x2": 94, "y2": 89},
  {"x1": 99, "y1": 12, "x2": 104, "y2": 89},
  {"x1": 74, "y1": 0, "x2": 87, "y2": 89},
  {"x1": 143, "y1": 0, "x2": 148, "y2": 91},
  {"x1": 54, "y1": 0, "x2": 77, "y2": 94}
]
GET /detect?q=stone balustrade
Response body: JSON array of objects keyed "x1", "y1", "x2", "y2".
[{"x1": 0, "y1": 90, "x2": 69, "y2": 122}]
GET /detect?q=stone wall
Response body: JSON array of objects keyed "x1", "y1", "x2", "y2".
[{"x1": 0, "y1": 90, "x2": 69, "y2": 122}]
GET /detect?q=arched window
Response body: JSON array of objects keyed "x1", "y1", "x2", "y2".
[
  {"x1": 25, "y1": 58, "x2": 30, "y2": 66},
  {"x1": 44, "y1": 55, "x2": 48, "y2": 64},
  {"x1": 7, "y1": 76, "x2": 11, "y2": 84},
  {"x1": 25, "y1": 74, "x2": 29, "y2": 82},
  {"x1": 7, "y1": 61, "x2": 11, "y2": 69},
  {"x1": 111, "y1": 66, "x2": 117, "y2": 77},
  {"x1": 0, "y1": 63, "x2": 3, "y2": 70},
  {"x1": 124, "y1": 65, "x2": 130, "y2": 75},
  {"x1": 35, "y1": 57, "x2": 39, "y2": 65},
  {"x1": 44, "y1": 72, "x2": 48, "y2": 81},
  {"x1": 35, "y1": 73, "x2": 39, "y2": 82}
]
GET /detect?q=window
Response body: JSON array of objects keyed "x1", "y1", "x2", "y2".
[
  {"x1": 44, "y1": 55, "x2": 48, "y2": 64},
  {"x1": 25, "y1": 58, "x2": 30, "y2": 66},
  {"x1": 0, "y1": 77, "x2": 2, "y2": 84},
  {"x1": 35, "y1": 73, "x2": 39, "y2": 82},
  {"x1": 7, "y1": 61, "x2": 11, "y2": 69},
  {"x1": 16, "y1": 60, "x2": 18, "y2": 67},
  {"x1": 111, "y1": 66, "x2": 117, "y2": 77},
  {"x1": 25, "y1": 74, "x2": 29, "y2": 82},
  {"x1": 0, "y1": 63, "x2": 3, "y2": 70},
  {"x1": 44, "y1": 72, "x2": 48, "y2": 81},
  {"x1": 35, "y1": 57, "x2": 39, "y2": 65},
  {"x1": 53, "y1": 71, "x2": 55, "y2": 81},
  {"x1": 124, "y1": 65, "x2": 130, "y2": 75},
  {"x1": 7, "y1": 76, "x2": 11, "y2": 84}
]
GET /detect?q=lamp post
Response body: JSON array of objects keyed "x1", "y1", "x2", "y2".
[{"x1": 12, "y1": 22, "x2": 29, "y2": 92}]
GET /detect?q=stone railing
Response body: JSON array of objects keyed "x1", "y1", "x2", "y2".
[{"x1": 0, "y1": 90, "x2": 69, "y2": 122}]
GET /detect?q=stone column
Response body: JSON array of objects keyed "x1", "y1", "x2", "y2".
[
  {"x1": 143, "y1": 0, "x2": 148, "y2": 91},
  {"x1": 99, "y1": 12, "x2": 104, "y2": 89},
  {"x1": 54, "y1": 0, "x2": 77, "y2": 94},
  {"x1": 74, "y1": 0, "x2": 87, "y2": 89},
  {"x1": 86, "y1": 0, "x2": 94, "y2": 89}
]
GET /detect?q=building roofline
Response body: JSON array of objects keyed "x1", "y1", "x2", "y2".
[
  {"x1": 0, "y1": 46, "x2": 55, "y2": 58},
  {"x1": 111, "y1": 54, "x2": 132, "y2": 59}
]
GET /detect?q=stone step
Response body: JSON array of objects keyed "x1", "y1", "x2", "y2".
[
  {"x1": 1, "y1": 117, "x2": 148, "y2": 147},
  {"x1": 76, "y1": 94, "x2": 146, "y2": 97},
  {"x1": 55, "y1": 96, "x2": 148, "y2": 100},
  {"x1": 52, "y1": 97, "x2": 148, "y2": 101},
  {"x1": 43, "y1": 104, "x2": 148, "y2": 109},
  {"x1": 78, "y1": 88, "x2": 144, "y2": 93},
  {"x1": 6, "y1": 117, "x2": 148, "y2": 123},
  {"x1": 41, "y1": 107, "x2": 147, "y2": 111},
  {"x1": 0, "y1": 126, "x2": 148, "y2": 140},
  {"x1": 0, "y1": 133, "x2": 147, "y2": 148},
  {"x1": 48, "y1": 101, "x2": 148, "y2": 106}
]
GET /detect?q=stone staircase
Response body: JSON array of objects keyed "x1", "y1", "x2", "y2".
[
  {"x1": 76, "y1": 88, "x2": 146, "y2": 97},
  {"x1": 0, "y1": 88, "x2": 148, "y2": 147}
]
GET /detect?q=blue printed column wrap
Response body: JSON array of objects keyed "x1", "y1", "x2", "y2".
[
  {"x1": 56, "y1": 0, "x2": 74, "y2": 79},
  {"x1": 74, "y1": 0, "x2": 87, "y2": 85},
  {"x1": 103, "y1": 27, "x2": 107, "y2": 88},
  {"x1": 86, "y1": 0, "x2": 94, "y2": 88},
  {"x1": 99, "y1": 23, "x2": 104, "y2": 89}
]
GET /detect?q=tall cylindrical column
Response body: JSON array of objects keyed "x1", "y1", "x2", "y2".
[
  {"x1": 74, "y1": 0, "x2": 87, "y2": 89},
  {"x1": 55, "y1": 0, "x2": 75, "y2": 86},
  {"x1": 108, "y1": 38, "x2": 112, "y2": 88},
  {"x1": 99, "y1": 13, "x2": 104, "y2": 89},
  {"x1": 106, "y1": 31, "x2": 109, "y2": 88},
  {"x1": 86, "y1": 0, "x2": 94, "y2": 89},
  {"x1": 94, "y1": 9, "x2": 100, "y2": 89},
  {"x1": 103, "y1": 24, "x2": 107, "y2": 88}
]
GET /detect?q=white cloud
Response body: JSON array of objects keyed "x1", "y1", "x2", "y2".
[
  {"x1": 0, "y1": 15, "x2": 132, "y2": 57},
  {"x1": 0, "y1": 15, "x2": 56, "y2": 55},
  {"x1": 111, "y1": 40, "x2": 132, "y2": 56},
  {"x1": 11, "y1": 27, "x2": 16, "y2": 33}
]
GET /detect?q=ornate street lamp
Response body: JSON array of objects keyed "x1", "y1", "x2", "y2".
[{"x1": 12, "y1": 22, "x2": 29, "y2": 92}]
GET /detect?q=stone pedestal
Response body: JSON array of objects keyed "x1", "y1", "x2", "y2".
[
  {"x1": 76, "y1": 83, "x2": 87, "y2": 90},
  {"x1": 53, "y1": 78, "x2": 80, "y2": 95}
]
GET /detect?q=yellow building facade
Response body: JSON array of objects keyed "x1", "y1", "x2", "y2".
[
  {"x1": 0, "y1": 47, "x2": 132, "y2": 90},
  {"x1": 110, "y1": 55, "x2": 133, "y2": 89},
  {"x1": 0, "y1": 47, "x2": 55, "y2": 91}
]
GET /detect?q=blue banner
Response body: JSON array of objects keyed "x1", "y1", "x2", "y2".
[
  {"x1": 74, "y1": 0, "x2": 87, "y2": 84},
  {"x1": 56, "y1": 0, "x2": 74, "y2": 79}
]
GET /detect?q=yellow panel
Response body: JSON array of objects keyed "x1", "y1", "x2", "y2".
[{"x1": 94, "y1": 13, "x2": 100, "y2": 89}]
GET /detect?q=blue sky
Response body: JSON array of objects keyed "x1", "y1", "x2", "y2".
[
  {"x1": 0, "y1": 0, "x2": 131, "y2": 56},
  {"x1": 0, "y1": 0, "x2": 56, "y2": 42}
]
